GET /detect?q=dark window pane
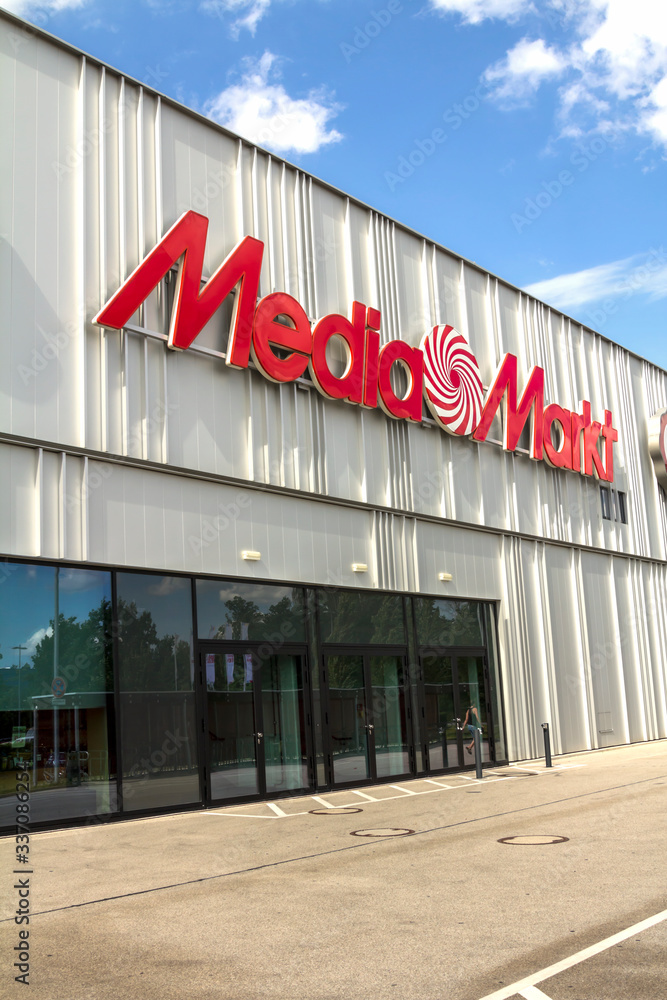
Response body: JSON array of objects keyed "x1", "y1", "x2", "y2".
[
  {"x1": 117, "y1": 573, "x2": 198, "y2": 811},
  {"x1": 600, "y1": 487, "x2": 611, "y2": 520},
  {"x1": 0, "y1": 564, "x2": 116, "y2": 828},
  {"x1": 415, "y1": 598, "x2": 484, "y2": 647},
  {"x1": 326, "y1": 655, "x2": 369, "y2": 783},
  {"x1": 422, "y1": 654, "x2": 457, "y2": 770},
  {"x1": 117, "y1": 574, "x2": 194, "y2": 693},
  {"x1": 369, "y1": 655, "x2": 409, "y2": 777},
  {"x1": 617, "y1": 492, "x2": 627, "y2": 523},
  {"x1": 483, "y1": 605, "x2": 506, "y2": 762},
  {"x1": 197, "y1": 580, "x2": 306, "y2": 643},
  {"x1": 318, "y1": 589, "x2": 405, "y2": 645}
]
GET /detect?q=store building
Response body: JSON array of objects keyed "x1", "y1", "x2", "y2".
[{"x1": 1, "y1": 10, "x2": 666, "y2": 831}]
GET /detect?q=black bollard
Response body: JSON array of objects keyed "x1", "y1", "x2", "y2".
[
  {"x1": 473, "y1": 727, "x2": 483, "y2": 780},
  {"x1": 542, "y1": 722, "x2": 552, "y2": 767}
]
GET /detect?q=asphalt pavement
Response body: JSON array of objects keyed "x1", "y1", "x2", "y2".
[{"x1": 2, "y1": 741, "x2": 666, "y2": 999}]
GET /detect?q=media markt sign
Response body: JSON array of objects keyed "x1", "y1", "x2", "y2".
[{"x1": 95, "y1": 211, "x2": 618, "y2": 482}]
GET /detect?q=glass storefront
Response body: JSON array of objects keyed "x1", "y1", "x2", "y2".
[
  {"x1": 0, "y1": 564, "x2": 115, "y2": 827},
  {"x1": 0, "y1": 559, "x2": 506, "y2": 830}
]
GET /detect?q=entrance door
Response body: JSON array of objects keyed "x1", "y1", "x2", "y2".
[
  {"x1": 201, "y1": 648, "x2": 311, "y2": 802},
  {"x1": 325, "y1": 652, "x2": 411, "y2": 786},
  {"x1": 422, "y1": 652, "x2": 489, "y2": 771}
]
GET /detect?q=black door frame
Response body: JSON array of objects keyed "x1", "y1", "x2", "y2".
[
  {"x1": 321, "y1": 644, "x2": 413, "y2": 788},
  {"x1": 419, "y1": 646, "x2": 492, "y2": 773},
  {"x1": 196, "y1": 641, "x2": 315, "y2": 805}
]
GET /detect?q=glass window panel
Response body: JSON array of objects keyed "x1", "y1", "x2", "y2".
[
  {"x1": 326, "y1": 655, "x2": 369, "y2": 783},
  {"x1": 369, "y1": 655, "x2": 409, "y2": 777},
  {"x1": 318, "y1": 589, "x2": 405, "y2": 645},
  {"x1": 415, "y1": 598, "x2": 484, "y2": 647},
  {"x1": 600, "y1": 486, "x2": 611, "y2": 520},
  {"x1": 483, "y1": 605, "x2": 506, "y2": 762},
  {"x1": 423, "y1": 654, "x2": 458, "y2": 770},
  {"x1": 207, "y1": 652, "x2": 259, "y2": 801},
  {"x1": 404, "y1": 598, "x2": 423, "y2": 772},
  {"x1": 117, "y1": 573, "x2": 199, "y2": 811},
  {"x1": 197, "y1": 580, "x2": 306, "y2": 643},
  {"x1": 0, "y1": 563, "x2": 116, "y2": 828},
  {"x1": 306, "y1": 588, "x2": 326, "y2": 788},
  {"x1": 458, "y1": 656, "x2": 490, "y2": 765},
  {"x1": 262, "y1": 654, "x2": 309, "y2": 795}
]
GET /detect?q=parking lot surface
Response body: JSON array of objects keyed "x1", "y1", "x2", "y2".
[{"x1": 2, "y1": 741, "x2": 666, "y2": 999}]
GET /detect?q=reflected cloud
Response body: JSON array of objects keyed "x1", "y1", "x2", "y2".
[{"x1": 147, "y1": 577, "x2": 190, "y2": 597}]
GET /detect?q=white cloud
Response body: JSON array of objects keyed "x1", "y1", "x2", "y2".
[
  {"x1": 147, "y1": 577, "x2": 189, "y2": 596},
  {"x1": 204, "y1": 51, "x2": 343, "y2": 155},
  {"x1": 58, "y1": 568, "x2": 108, "y2": 592},
  {"x1": 429, "y1": 0, "x2": 533, "y2": 24},
  {"x1": 484, "y1": 37, "x2": 566, "y2": 105},
  {"x1": 523, "y1": 248, "x2": 667, "y2": 311},
  {"x1": 199, "y1": 0, "x2": 271, "y2": 37},
  {"x1": 22, "y1": 627, "x2": 52, "y2": 659},
  {"x1": 433, "y1": 0, "x2": 667, "y2": 150},
  {"x1": 2, "y1": 0, "x2": 87, "y2": 14},
  {"x1": 200, "y1": 0, "x2": 332, "y2": 37}
]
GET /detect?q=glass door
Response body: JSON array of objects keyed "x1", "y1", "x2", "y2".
[
  {"x1": 204, "y1": 650, "x2": 261, "y2": 801},
  {"x1": 370, "y1": 655, "x2": 410, "y2": 779},
  {"x1": 200, "y1": 647, "x2": 311, "y2": 803},
  {"x1": 326, "y1": 654, "x2": 370, "y2": 785},
  {"x1": 423, "y1": 654, "x2": 461, "y2": 770},
  {"x1": 325, "y1": 651, "x2": 410, "y2": 786},
  {"x1": 422, "y1": 651, "x2": 490, "y2": 772},
  {"x1": 261, "y1": 652, "x2": 310, "y2": 797},
  {"x1": 457, "y1": 655, "x2": 490, "y2": 767}
]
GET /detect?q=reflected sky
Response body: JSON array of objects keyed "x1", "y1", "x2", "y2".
[
  {"x1": 117, "y1": 572, "x2": 192, "y2": 642},
  {"x1": 0, "y1": 564, "x2": 110, "y2": 669}
]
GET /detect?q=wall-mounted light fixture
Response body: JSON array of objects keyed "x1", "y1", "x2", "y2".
[
  {"x1": 241, "y1": 550, "x2": 261, "y2": 561},
  {"x1": 352, "y1": 563, "x2": 368, "y2": 573},
  {"x1": 438, "y1": 572, "x2": 453, "y2": 582}
]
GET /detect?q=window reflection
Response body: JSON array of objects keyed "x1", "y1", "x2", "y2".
[
  {"x1": 117, "y1": 573, "x2": 199, "y2": 811},
  {"x1": 318, "y1": 590, "x2": 405, "y2": 645},
  {"x1": 0, "y1": 564, "x2": 115, "y2": 826},
  {"x1": 196, "y1": 581, "x2": 306, "y2": 643},
  {"x1": 415, "y1": 598, "x2": 484, "y2": 647}
]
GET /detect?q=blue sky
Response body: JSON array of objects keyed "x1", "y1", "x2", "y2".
[{"x1": 6, "y1": 0, "x2": 667, "y2": 366}]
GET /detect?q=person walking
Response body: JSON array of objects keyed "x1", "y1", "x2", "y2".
[{"x1": 462, "y1": 700, "x2": 482, "y2": 755}]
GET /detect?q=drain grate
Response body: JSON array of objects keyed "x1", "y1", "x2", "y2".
[
  {"x1": 309, "y1": 806, "x2": 363, "y2": 815},
  {"x1": 498, "y1": 834, "x2": 569, "y2": 846},
  {"x1": 350, "y1": 827, "x2": 415, "y2": 838}
]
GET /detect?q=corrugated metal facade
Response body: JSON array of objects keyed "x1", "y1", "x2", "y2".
[{"x1": 2, "y1": 13, "x2": 667, "y2": 762}]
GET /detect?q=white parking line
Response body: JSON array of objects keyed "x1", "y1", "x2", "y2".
[
  {"x1": 205, "y1": 811, "x2": 278, "y2": 819},
  {"x1": 266, "y1": 802, "x2": 287, "y2": 817},
  {"x1": 519, "y1": 987, "x2": 553, "y2": 1000},
  {"x1": 478, "y1": 908, "x2": 667, "y2": 1000},
  {"x1": 200, "y1": 762, "x2": 585, "y2": 821}
]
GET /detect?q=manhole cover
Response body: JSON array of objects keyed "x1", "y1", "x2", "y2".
[
  {"x1": 309, "y1": 806, "x2": 363, "y2": 815},
  {"x1": 498, "y1": 834, "x2": 569, "y2": 846},
  {"x1": 350, "y1": 828, "x2": 415, "y2": 838}
]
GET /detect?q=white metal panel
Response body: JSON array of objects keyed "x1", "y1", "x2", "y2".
[
  {"x1": 544, "y1": 546, "x2": 591, "y2": 753},
  {"x1": 580, "y1": 551, "x2": 629, "y2": 747}
]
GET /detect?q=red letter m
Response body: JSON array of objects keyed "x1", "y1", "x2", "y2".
[
  {"x1": 93, "y1": 211, "x2": 264, "y2": 367},
  {"x1": 472, "y1": 353, "x2": 544, "y2": 460}
]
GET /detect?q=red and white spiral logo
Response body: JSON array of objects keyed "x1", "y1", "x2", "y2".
[{"x1": 420, "y1": 324, "x2": 484, "y2": 435}]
